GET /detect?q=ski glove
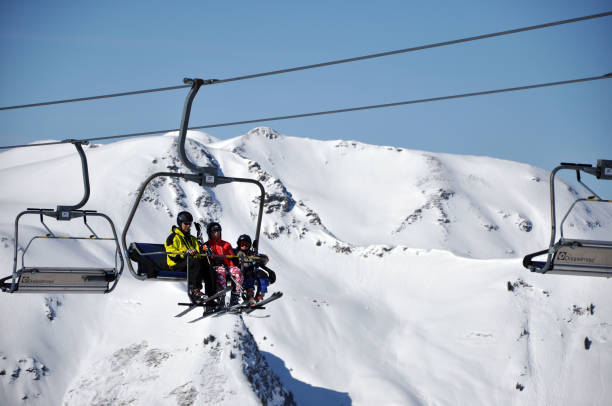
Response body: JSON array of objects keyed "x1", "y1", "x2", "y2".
[{"x1": 257, "y1": 254, "x2": 269, "y2": 265}]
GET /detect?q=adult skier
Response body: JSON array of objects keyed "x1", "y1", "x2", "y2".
[
  {"x1": 165, "y1": 211, "x2": 208, "y2": 303},
  {"x1": 205, "y1": 222, "x2": 243, "y2": 306},
  {"x1": 235, "y1": 234, "x2": 271, "y2": 306}
]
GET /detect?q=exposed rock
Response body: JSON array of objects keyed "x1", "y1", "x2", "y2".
[
  {"x1": 138, "y1": 140, "x2": 223, "y2": 220},
  {"x1": 168, "y1": 382, "x2": 198, "y2": 406},
  {"x1": 44, "y1": 296, "x2": 62, "y2": 321},
  {"x1": 361, "y1": 245, "x2": 393, "y2": 258},
  {"x1": 247, "y1": 160, "x2": 295, "y2": 215},
  {"x1": 395, "y1": 188, "x2": 455, "y2": 232},
  {"x1": 144, "y1": 349, "x2": 171, "y2": 368},
  {"x1": 507, "y1": 279, "x2": 533, "y2": 291},
  {"x1": 572, "y1": 304, "x2": 595, "y2": 316},
  {"x1": 332, "y1": 243, "x2": 352, "y2": 254},
  {"x1": 517, "y1": 217, "x2": 533, "y2": 232},
  {"x1": 111, "y1": 341, "x2": 149, "y2": 372},
  {"x1": 237, "y1": 322, "x2": 296, "y2": 406},
  {"x1": 247, "y1": 127, "x2": 282, "y2": 140}
]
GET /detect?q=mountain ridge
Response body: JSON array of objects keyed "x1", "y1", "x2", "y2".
[{"x1": 0, "y1": 129, "x2": 610, "y2": 405}]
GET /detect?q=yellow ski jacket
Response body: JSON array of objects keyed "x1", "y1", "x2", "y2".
[{"x1": 164, "y1": 226, "x2": 201, "y2": 268}]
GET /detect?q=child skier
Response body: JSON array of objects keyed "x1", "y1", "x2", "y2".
[
  {"x1": 205, "y1": 222, "x2": 243, "y2": 306},
  {"x1": 235, "y1": 234, "x2": 271, "y2": 306}
]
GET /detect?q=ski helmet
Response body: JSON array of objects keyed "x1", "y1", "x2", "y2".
[
  {"x1": 236, "y1": 234, "x2": 252, "y2": 249},
  {"x1": 206, "y1": 222, "x2": 222, "y2": 238},
  {"x1": 176, "y1": 211, "x2": 193, "y2": 226}
]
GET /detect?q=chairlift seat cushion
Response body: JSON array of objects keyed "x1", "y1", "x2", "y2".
[{"x1": 128, "y1": 242, "x2": 187, "y2": 280}]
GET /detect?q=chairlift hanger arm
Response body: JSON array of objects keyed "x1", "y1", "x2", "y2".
[
  {"x1": 17, "y1": 140, "x2": 93, "y2": 221},
  {"x1": 53, "y1": 140, "x2": 92, "y2": 220},
  {"x1": 178, "y1": 78, "x2": 219, "y2": 174},
  {"x1": 177, "y1": 77, "x2": 266, "y2": 250}
]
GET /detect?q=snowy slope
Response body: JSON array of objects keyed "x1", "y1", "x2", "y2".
[{"x1": 0, "y1": 128, "x2": 611, "y2": 405}]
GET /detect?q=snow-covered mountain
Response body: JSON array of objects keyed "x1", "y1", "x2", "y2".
[{"x1": 0, "y1": 128, "x2": 610, "y2": 405}]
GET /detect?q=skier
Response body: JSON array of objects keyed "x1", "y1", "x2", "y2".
[
  {"x1": 165, "y1": 211, "x2": 208, "y2": 303},
  {"x1": 235, "y1": 234, "x2": 271, "y2": 306},
  {"x1": 205, "y1": 222, "x2": 243, "y2": 306}
]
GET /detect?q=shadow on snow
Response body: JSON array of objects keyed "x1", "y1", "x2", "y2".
[{"x1": 262, "y1": 351, "x2": 352, "y2": 406}]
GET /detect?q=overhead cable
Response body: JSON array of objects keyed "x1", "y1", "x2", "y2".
[
  {"x1": 0, "y1": 84, "x2": 190, "y2": 112},
  {"x1": 214, "y1": 11, "x2": 612, "y2": 84},
  {"x1": 1, "y1": 73, "x2": 609, "y2": 150},
  {"x1": 0, "y1": 11, "x2": 610, "y2": 112}
]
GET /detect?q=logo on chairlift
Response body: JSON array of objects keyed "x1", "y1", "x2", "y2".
[
  {"x1": 21, "y1": 276, "x2": 55, "y2": 284},
  {"x1": 557, "y1": 250, "x2": 595, "y2": 264}
]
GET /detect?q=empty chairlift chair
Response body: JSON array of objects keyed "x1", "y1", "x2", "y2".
[
  {"x1": 0, "y1": 141, "x2": 124, "y2": 293},
  {"x1": 523, "y1": 160, "x2": 612, "y2": 277}
]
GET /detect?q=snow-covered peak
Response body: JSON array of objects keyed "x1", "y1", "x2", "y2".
[
  {"x1": 163, "y1": 130, "x2": 219, "y2": 145},
  {"x1": 244, "y1": 126, "x2": 283, "y2": 140}
]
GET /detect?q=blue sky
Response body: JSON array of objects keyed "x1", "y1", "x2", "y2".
[{"x1": 1, "y1": 1, "x2": 611, "y2": 194}]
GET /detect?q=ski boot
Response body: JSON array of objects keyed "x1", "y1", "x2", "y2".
[
  {"x1": 189, "y1": 288, "x2": 207, "y2": 304},
  {"x1": 245, "y1": 289, "x2": 256, "y2": 307},
  {"x1": 255, "y1": 292, "x2": 265, "y2": 303},
  {"x1": 229, "y1": 291, "x2": 241, "y2": 307},
  {"x1": 205, "y1": 297, "x2": 223, "y2": 313}
]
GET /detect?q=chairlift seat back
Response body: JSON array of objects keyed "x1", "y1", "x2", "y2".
[
  {"x1": 128, "y1": 242, "x2": 187, "y2": 280},
  {"x1": 15, "y1": 267, "x2": 116, "y2": 292}
]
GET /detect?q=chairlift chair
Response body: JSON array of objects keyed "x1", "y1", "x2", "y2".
[
  {"x1": 0, "y1": 141, "x2": 124, "y2": 293},
  {"x1": 122, "y1": 78, "x2": 267, "y2": 288},
  {"x1": 523, "y1": 160, "x2": 612, "y2": 277}
]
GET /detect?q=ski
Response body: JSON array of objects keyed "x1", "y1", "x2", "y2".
[
  {"x1": 222, "y1": 291, "x2": 283, "y2": 315},
  {"x1": 175, "y1": 305, "x2": 199, "y2": 318},
  {"x1": 188, "y1": 306, "x2": 226, "y2": 322},
  {"x1": 186, "y1": 291, "x2": 283, "y2": 321},
  {"x1": 243, "y1": 291, "x2": 283, "y2": 314},
  {"x1": 175, "y1": 286, "x2": 231, "y2": 317}
]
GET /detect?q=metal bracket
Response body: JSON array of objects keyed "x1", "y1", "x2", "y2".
[
  {"x1": 178, "y1": 78, "x2": 219, "y2": 175},
  {"x1": 55, "y1": 140, "x2": 92, "y2": 219}
]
